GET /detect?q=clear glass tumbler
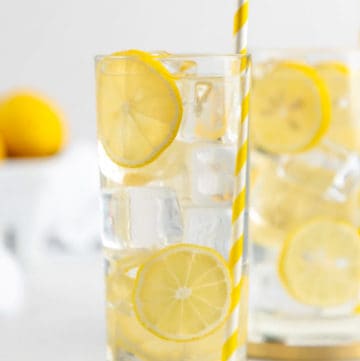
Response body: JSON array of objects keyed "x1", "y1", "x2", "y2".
[
  {"x1": 248, "y1": 49, "x2": 360, "y2": 360},
  {"x1": 95, "y1": 52, "x2": 251, "y2": 361}
]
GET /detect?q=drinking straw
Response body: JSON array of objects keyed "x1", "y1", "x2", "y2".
[
  {"x1": 233, "y1": 0, "x2": 249, "y2": 53},
  {"x1": 222, "y1": 1, "x2": 250, "y2": 361}
]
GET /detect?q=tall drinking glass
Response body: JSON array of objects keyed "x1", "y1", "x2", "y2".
[
  {"x1": 95, "y1": 52, "x2": 251, "y2": 361},
  {"x1": 248, "y1": 49, "x2": 360, "y2": 360}
]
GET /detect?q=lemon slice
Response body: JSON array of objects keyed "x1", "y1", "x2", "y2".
[
  {"x1": 133, "y1": 243, "x2": 232, "y2": 341},
  {"x1": 96, "y1": 49, "x2": 183, "y2": 168},
  {"x1": 316, "y1": 62, "x2": 356, "y2": 148},
  {"x1": 279, "y1": 219, "x2": 360, "y2": 307},
  {"x1": 251, "y1": 61, "x2": 331, "y2": 154}
]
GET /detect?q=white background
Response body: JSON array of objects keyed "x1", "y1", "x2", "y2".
[{"x1": 0, "y1": 0, "x2": 359, "y2": 140}]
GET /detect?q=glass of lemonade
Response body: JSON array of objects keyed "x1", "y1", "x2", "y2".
[
  {"x1": 95, "y1": 51, "x2": 251, "y2": 361},
  {"x1": 248, "y1": 50, "x2": 360, "y2": 360}
]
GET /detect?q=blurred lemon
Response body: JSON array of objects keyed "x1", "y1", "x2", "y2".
[
  {"x1": 316, "y1": 62, "x2": 360, "y2": 151},
  {"x1": 279, "y1": 219, "x2": 360, "y2": 307},
  {"x1": 0, "y1": 134, "x2": 6, "y2": 160},
  {"x1": 0, "y1": 92, "x2": 67, "y2": 157},
  {"x1": 251, "y1": 61, "x2": 331, "y2": 154}
]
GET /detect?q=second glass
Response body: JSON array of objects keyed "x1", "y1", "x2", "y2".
[
  {"x1": 248, "y1": 49, "x2": 360, "y2": 360},
  {"x1": 96, "y1": 52, "x2": 251, "y2": 361}
]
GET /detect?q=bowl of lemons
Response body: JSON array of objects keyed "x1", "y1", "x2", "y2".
[{"x1": 0, "y1": 91, "x2": 68, "y2": 262}]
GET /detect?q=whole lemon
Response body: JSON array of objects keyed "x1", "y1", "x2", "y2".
[{"x1": 0, "y1": 92, "x2": 67, "y2": 157}]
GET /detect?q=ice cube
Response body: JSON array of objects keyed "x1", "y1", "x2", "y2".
[
  {"x1": 156, "y1": 191, "x2": 184, "y2": 242},
  {"x1": 278, "y1": 141, "x2": 360, "y2": 201},
  {"x1": 325, "y1": 146, "x2": 360, "y2": 201},
  {"x1": 179, "y1": 76, "x2": 229, "y2": 141},
  {"x1": 250, "y1": 156, "x2": 359, "y2": 247},
  {"x1": 194, "y1": 81, "x2": 212, "y2": 115},
  {"x1": 191, "y1": 144, "x2": 235, "y2": 204},
  {"x1": 183, "y1": 206, "x2": 232, "y2": 259},
  {"x1": 103, "y1": 187, "x2": 183, "y2": 249},
  {"x1": 129, "y1": 187, "x2": 183, "y2": 247},
  {"x1": 101, "y1": 141, "x2": 189, "y2": 192},
  {"x1": 101, "y1": 189, "x2": 129, "y2": 249},
  {"x1": 176, "y1": 66, "x2": 242, "y2": 142}
]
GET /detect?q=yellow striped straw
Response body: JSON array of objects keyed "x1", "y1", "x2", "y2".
[
  {"x1": 222, "y1": 1, "x2": 250, "y2": 361},
  {"x1": 233, "y1": 0, "x2": 249, "y2": 53}
]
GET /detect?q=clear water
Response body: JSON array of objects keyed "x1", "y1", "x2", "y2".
[{"x1": 98, "y1": 71, "x2": 248, "y2": 361}]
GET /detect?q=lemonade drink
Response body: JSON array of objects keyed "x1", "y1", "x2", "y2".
[
  {"x1": 248, "y1": 50, "x2": 360, "y2": 359},
  {"x1": 95, "y1": 51, "x2": 250, "y2": 361}
]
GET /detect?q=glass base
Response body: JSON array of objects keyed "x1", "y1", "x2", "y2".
[
  {"x1": 248, "y1": 311, "x2": 360, "y2": 360},
  {"x1": 248, "y1": 342, "x2": 360, "y2": 361},
  {"x1": 108, "y1": 347, "x2": 247, "y2": 361}
]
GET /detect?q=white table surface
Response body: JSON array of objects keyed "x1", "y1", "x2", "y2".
[
  {"x1": 0, "y1": 252, "x2": 262, "y2": 361},
  {"x1": 0, "y1": 253, "x2": 106, "y2": 361}
]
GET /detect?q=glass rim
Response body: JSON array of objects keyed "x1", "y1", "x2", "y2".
[
  {"x1": 95, "y1": 52, "x2": 251, "y2": 62},
  {"x1": 249, "y1": 47, "x2": 360, "y2": 56}
]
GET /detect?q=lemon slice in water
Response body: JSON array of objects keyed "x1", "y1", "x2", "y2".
[
  {"x1": 251, "y1": 61, "x2": 331, "y2": 154},
  {"x1": 279, "y1": 219, "x2": 360, "y2": 307},
  {"x1": 133, "y1": 243, "x2": 232, "y2": 341},
  {"x1": 96, "y1": 50, "x2": 183, "y2": 168}
]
